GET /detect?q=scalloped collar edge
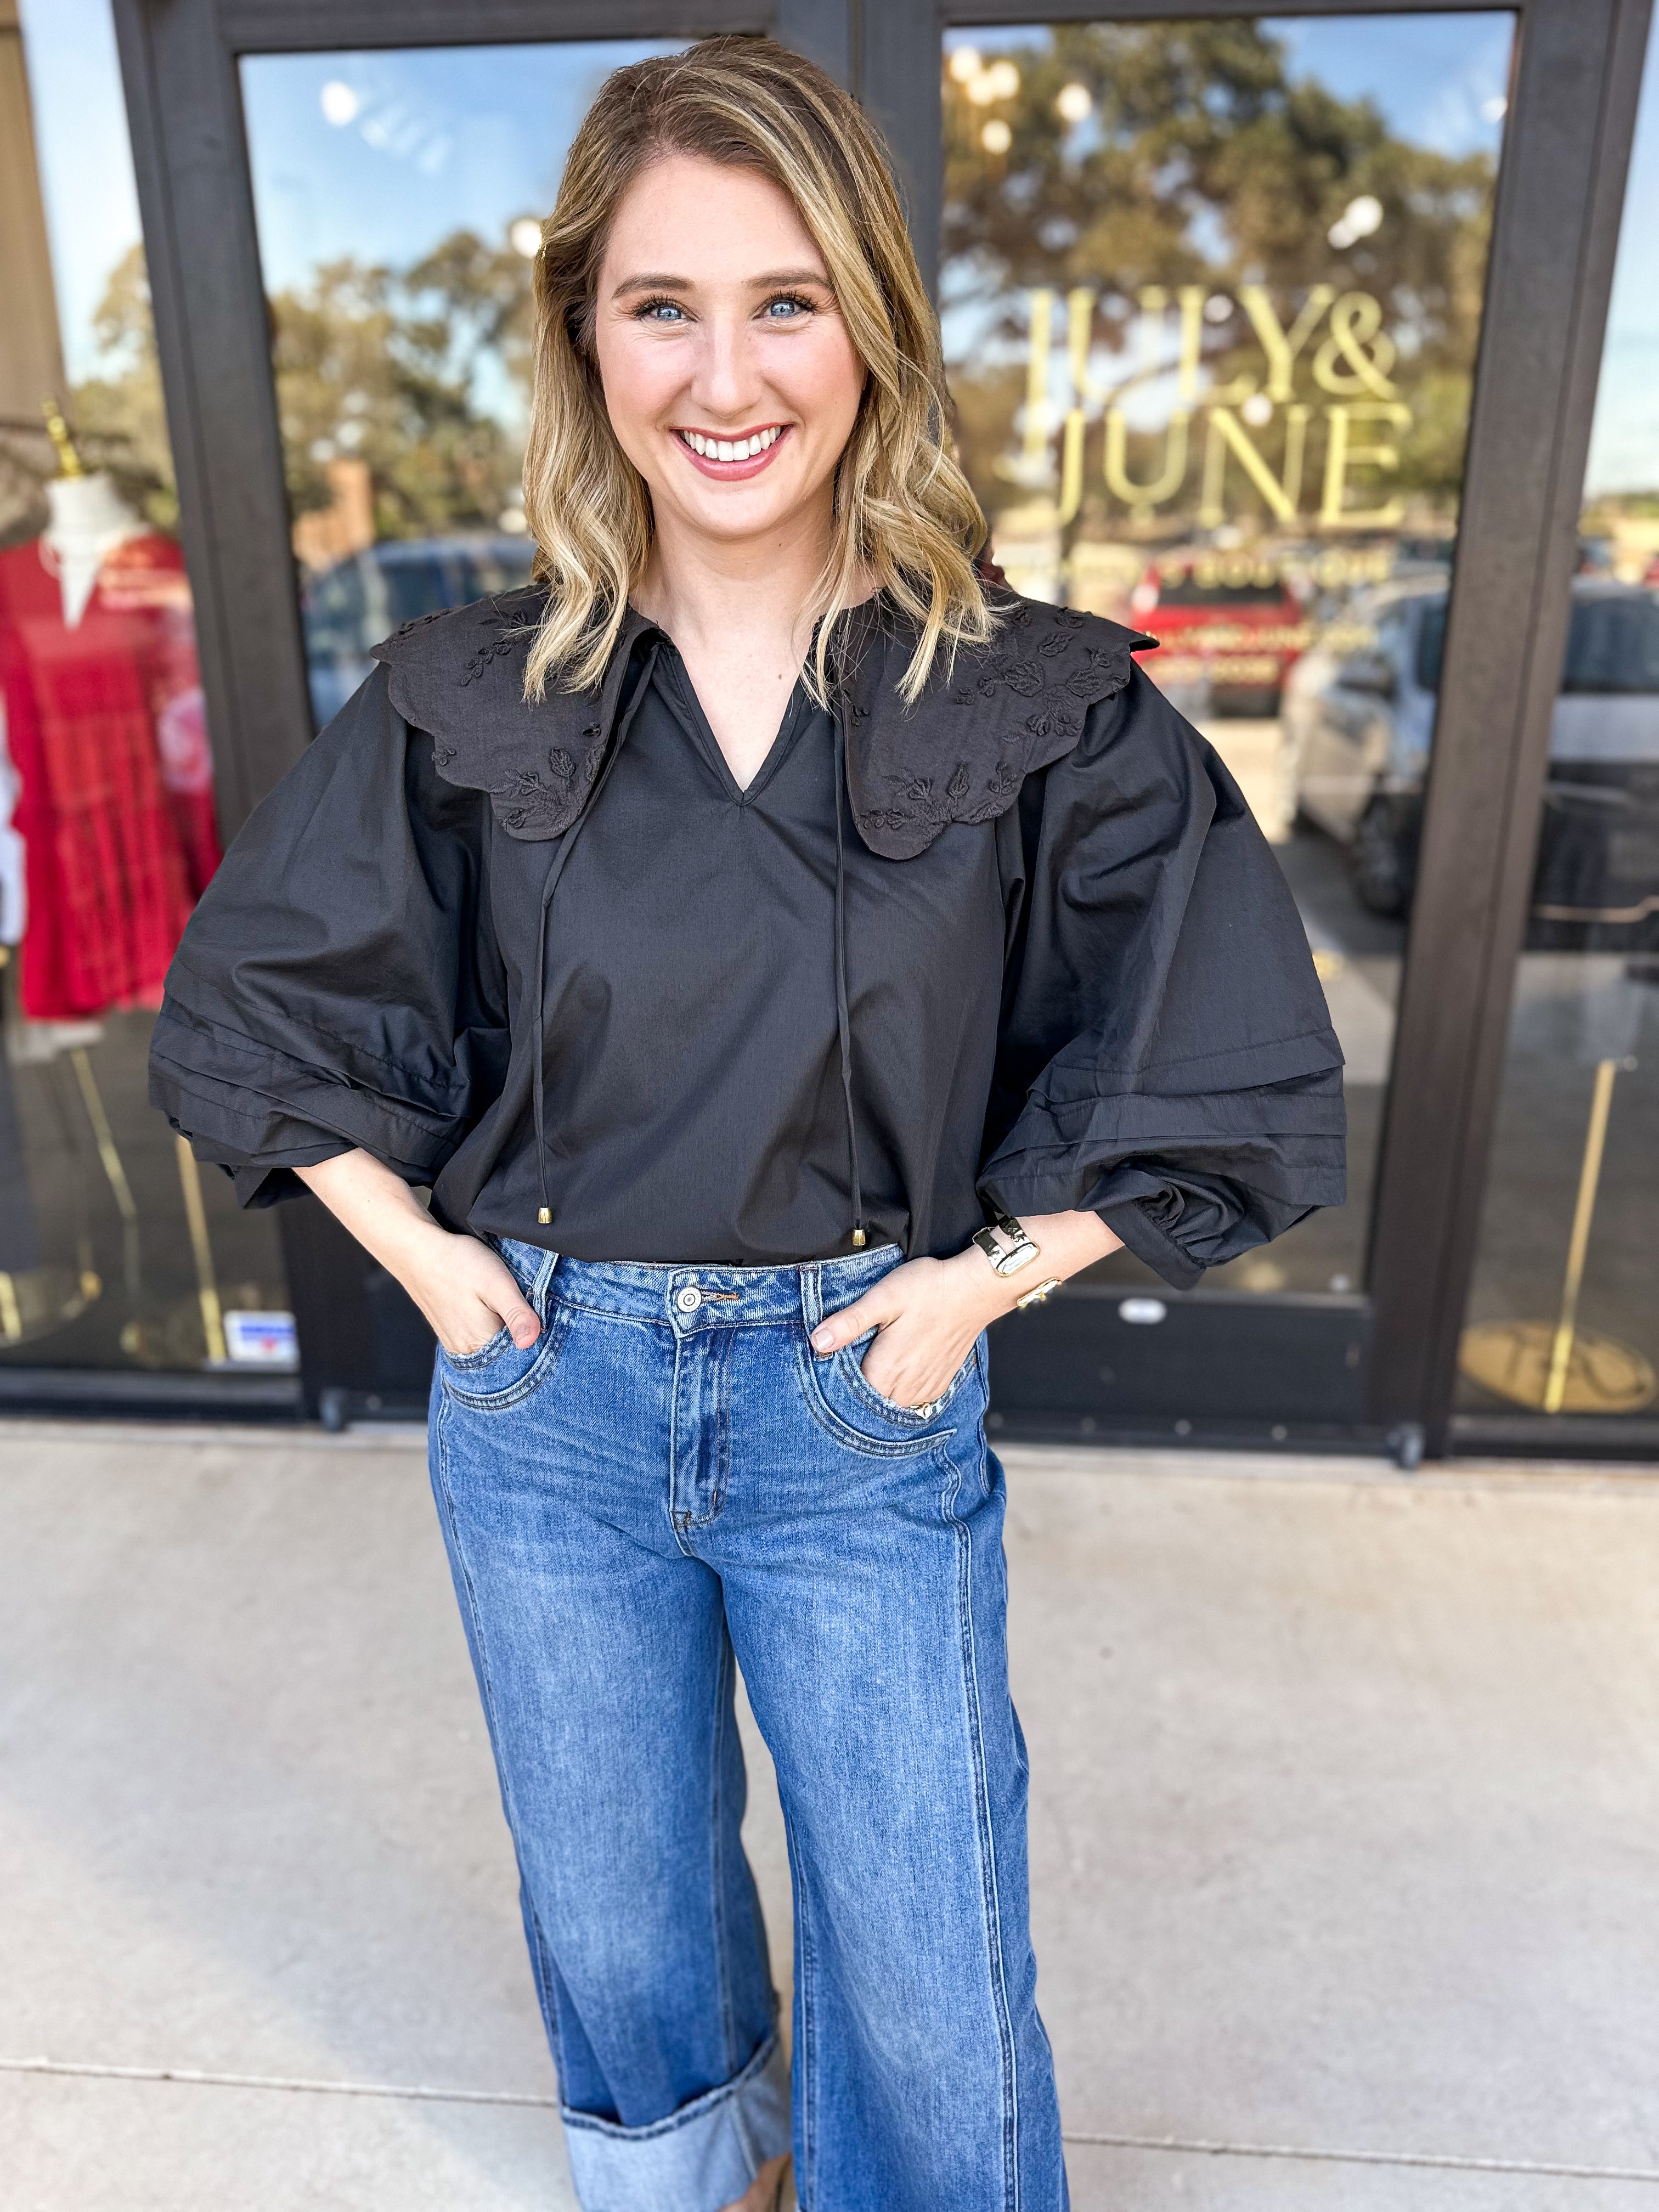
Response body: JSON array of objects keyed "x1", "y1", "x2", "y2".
[{"x1": 368, "y1": 583, "x2": 1154, "y2": 859}]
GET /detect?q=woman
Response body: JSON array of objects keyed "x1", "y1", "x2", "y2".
[{"x1": 150, "y1": 37, "x2": 1342, "y2": 2212}]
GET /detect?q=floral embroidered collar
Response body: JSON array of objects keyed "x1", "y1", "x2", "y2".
[{"x1": 369, "y1": 584, "x2": 1153, "y2": 861}]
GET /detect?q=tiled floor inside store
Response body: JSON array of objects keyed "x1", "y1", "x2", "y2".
[{"x1": 2, "y1": 1423, "x2": 1658, "y2": 2209}]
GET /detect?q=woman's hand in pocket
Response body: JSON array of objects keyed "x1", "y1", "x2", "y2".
[
  {"x1": 292, "y1": 1153, "x2": 542, "y2": 1358},
  {"x1": 400, "y1": 1228, "x2": 543, "y2": 1358},
  {"x1": 809, "y1": 1251, "x2": 1003, "y2": 1409},
  {"x1": 808, "y1": 1211, "x2": 1125, "y2": 1409}
]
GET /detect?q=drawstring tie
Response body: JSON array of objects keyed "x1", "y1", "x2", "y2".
[
  {"x1": 532, "y1": 637, "x2": 661, "y2": 1226},
  {"x1": 832, "y1": 699, "x2": 866, "y2": 1249}
]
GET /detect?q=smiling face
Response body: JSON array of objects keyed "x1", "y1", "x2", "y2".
[{"x1": 591, "y1": 153, "x2": 866, "y2": 558}]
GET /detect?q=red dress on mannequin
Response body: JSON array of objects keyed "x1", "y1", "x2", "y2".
[{"x1": 0, "y1": 528, "x2": 219, "y2": 1022}]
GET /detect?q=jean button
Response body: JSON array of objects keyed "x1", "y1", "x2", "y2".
[{"x1": 675, "y1": 1285, "x2": 702, "y2": 1313}]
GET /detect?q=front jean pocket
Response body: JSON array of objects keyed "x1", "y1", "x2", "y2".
[
  {"x1": 795, "y1": 1327, "x2": 980, "y2": 1458},
  {"x1": 444, "y1": 1324, "x2": 514, "y2": 1372},
  {"x1": 840, "y1": 1333, "x2": 979, "y2": 1427},
  {"x1": 438, "y1": 1302, "x2": 571, "y2": 1412}
]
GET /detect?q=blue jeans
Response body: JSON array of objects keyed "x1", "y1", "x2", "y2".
[{"x1": 427, "y1": 1240, "x2": 1068, "y2": 2212}]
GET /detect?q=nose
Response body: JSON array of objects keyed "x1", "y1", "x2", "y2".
[{"x1": 689, "y1": 308, "x2": 764, "y2": 423}]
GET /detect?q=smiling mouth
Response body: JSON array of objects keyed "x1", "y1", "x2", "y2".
[{"x1": 673, "y1": 424, "x2": 788, "y2": 467}]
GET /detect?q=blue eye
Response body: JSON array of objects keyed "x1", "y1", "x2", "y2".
[
  {"x1": 764, "y1": 294, "x2": 814, "y2": 320},
  {"x1": 635, "y1": 297, "x2": 686, "y2": 323}
]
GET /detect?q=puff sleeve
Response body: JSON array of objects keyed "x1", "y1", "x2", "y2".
[
  {"x1": 979, "y1": 665, "x2": 1345, "y2": 1290},
  {"x1": 148, "y1": 665, "x2": 508, "y2": 1207}
]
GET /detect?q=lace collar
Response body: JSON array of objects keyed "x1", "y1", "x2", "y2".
[{"x1": 368, "y1": 584, "x2": 1152, "y2": 861}]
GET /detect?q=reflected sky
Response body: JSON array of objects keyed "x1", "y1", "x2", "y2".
[
  {"x1": 1270, "y1": 13, "x2": 1512, "y2": 158},
  {"x1": 241, "y1": 43, "x2": 681, "y2": 296},
  {"x1": 17, "y1": 0, "x2": 142, "y2": 381}
]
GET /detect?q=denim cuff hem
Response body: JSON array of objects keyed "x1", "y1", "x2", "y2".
[{"x1": 561, "y1": 2028, "x2": 791, "y2": 2212}]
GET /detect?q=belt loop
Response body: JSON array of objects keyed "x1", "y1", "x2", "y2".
[{"x1": 801, "y1": 1261, "x2": 822, "y2": 1333}]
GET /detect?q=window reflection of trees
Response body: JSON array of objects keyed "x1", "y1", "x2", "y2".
[
  {"x1": 942, "y1": 21, "x2": 1501, "y2": 557},
  {"x1": 0, "y1": 243, "x2": 177, "y2": 542},
  {"x1": 270, "y1": 228, "x2": 537, "y2": 543},
  {"x1": 2, "y1": 219, "x2": 541, "y2": 554}
]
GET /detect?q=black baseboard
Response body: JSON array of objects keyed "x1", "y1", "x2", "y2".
[
  {"x1": 0, "y1": 1367, "x2": 304, "y2": 1421},
  {"x1": 1449, "y1": 1413, "x2": 1659, "y2": 1462}
]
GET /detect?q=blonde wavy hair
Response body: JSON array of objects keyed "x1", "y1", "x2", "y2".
[{"x1": 520, "y1": 35, "x2": 993, "y2": 705}]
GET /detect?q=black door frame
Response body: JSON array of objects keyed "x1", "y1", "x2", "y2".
[{"x1": 109, "y1": 0, "x2": 1652, "y2": 1450}]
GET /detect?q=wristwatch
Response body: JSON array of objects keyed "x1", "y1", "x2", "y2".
[
  {"x1": 973, "y1": 1211, "x2": 1040, "y2": 1276},
  {"x1": 973, "y1": 1213, "x2": 1062, "y2": 1311}
]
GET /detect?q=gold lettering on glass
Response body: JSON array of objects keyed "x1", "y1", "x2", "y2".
[
  {"x1": 1312, "y1": 293, "x2": 1400, "y2": 399},
  {"x1": 1199, "y1": 404, "x2": 1311, "y2": 527},
  {"x1": 1020, "y1": 286, "x2": 1056, "y2": 477},
  {"x1": 1104, "y1": 408, "x2": 1191, "y2": 520},
  {"x1": 1009, "y1": 285, "x2": 1418, "y2": 532},
  {"x1": 1319, "y1": 401, "x2": 1412, "y2": 528},
  {"x1": 1239, "y1": 284, "x2": 1334, "y2": 403}
]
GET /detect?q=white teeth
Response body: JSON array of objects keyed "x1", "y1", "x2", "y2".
[{"x1": 680, "y1": 427, "x2": 782, "y2": 460}]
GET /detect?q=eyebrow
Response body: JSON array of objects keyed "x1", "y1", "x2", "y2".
[{"x1": 610, "y1": 266, "x2": 832, "y2": 297}]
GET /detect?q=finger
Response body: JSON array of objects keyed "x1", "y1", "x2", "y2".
[
  {"x1": 499, "y1": 1286, "x2": 541, "y2": 1349},
  {"x1": 860, "y1": 1353, "x2": 926, "y2": 1409},
  {"x1": 860, "y1": 1338, "x2": 927, "y2": 1399},
  {"x1": 867, "y1": 1357, "x2": 953, "y2": 1411},
  {"x1": 810, "y1": 1289, "x2": 896, "y2": 1356},
  {"x1": 477, "y1": 1259, "x2": 541, "y2": 1348}
]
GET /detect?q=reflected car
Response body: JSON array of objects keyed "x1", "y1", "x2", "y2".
[
  {"x1": 1130, "y1": 553, "x2": 1308, "y2": 716},
  {"x1": 300, "y1": 534, "x2": 538, "y2": 729},
  {"x1": 1283, "y1": 579, "x2": 1659, "y2": 938}
]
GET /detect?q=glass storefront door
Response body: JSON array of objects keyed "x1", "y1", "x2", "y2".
[
  {"x1": 940, "y1": 12, "x2": 1515, "y2": 1432},
  {"x1": 0, "y1": 0, "x2": 295, "y2": 1398},
  {"x1": 1456, "y1": 27, "x2": 1659, "y2": 1443}
]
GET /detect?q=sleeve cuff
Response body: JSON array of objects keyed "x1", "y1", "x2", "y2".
[
  {"x1": 1097, "y1": 1197, "x2": 1204, "y2": 1291},
  {"x1": 227, "y1": 1144, "x2": 353, "y2": 1210},
  {"x1": 150, "y1": 1005, "x2": 463, "y2": 1206}
]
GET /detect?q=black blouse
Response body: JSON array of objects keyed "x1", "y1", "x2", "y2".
[{"x1": 148, "y1": 586, "x2": 1345, "y2": 1288}]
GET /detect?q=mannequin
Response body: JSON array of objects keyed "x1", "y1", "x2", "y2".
[
  {"x1": 41, "y1": 468, "x2": 146, "y2": 629},
  {"x1": 0, "y1": 421, "x2": 219, "y2": 1020}
]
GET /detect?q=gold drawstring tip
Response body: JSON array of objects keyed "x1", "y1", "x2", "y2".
[
  {"x1": 537, "y1": 1207, "x2": 552, "y2": 1226},
  {"x1": 851, "y1": 1227, "x2": 867, "y2": 1249}
]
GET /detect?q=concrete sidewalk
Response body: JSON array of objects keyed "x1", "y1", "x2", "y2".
[{"x1": 2, "y1": 1424, "x2": 1657, "y2": 2210}]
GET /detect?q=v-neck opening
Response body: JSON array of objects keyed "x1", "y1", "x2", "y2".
[{"x1": 656, "y1": 641, "x2": 814, "y2": 805}]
